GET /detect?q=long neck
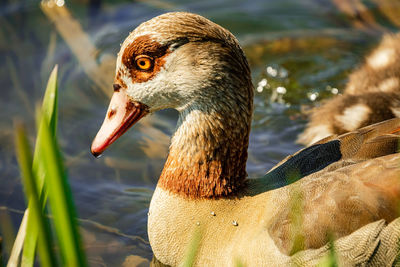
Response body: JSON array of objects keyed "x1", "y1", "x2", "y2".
[{"x1": 158, "y1": 95, "x2": 253, "y2": 199}]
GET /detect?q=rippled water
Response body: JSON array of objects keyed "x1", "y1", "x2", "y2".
[{"x1": 1, "y1": 0, "x2": 399, "y2": 265}]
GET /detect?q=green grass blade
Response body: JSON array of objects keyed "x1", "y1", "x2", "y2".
[
  {"x1": 181, "y1": 228, "x2": 201, "y2": 267},
  {"x1": 5, "y1": 210, "x2": 27, "y2": 267},
  {"x1": 34, "y1": 64, "x2": 59, "y2": 195},
  {"x1": 21, "y1": 65, "x2": 59, "y2": 266},
  {"x1": 14, "y1": 124, "x2": 56, "y2": 267},
  {"x1": 37, "y1": 113, "x2": 87, "y2": 267},
  {"x1": 234, "y1": 258, "x2": 246, "y2": 267},
  {"x1": 0, "y1": 208, "x2": 16, "y2": 259},
  {"x1": 39, "y1": 65, "x2": 58, "y2": 135},
  {"x1": 318, "y1": 237, "x2": 338, "y2": 267},
  {"x1": 20, "y1": 219, "x2": 37, "y2": 267}
]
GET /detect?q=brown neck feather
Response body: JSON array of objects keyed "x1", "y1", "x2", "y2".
[
  {"x1": 156, "y1": 29, "x2": 253, "y2": 199},
  {"x1": 158, "y1": 97, "x2": 252, "y2": 199}
]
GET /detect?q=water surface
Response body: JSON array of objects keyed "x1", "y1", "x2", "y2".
[{"x1": 0, "y1": 0, "x2": 399, "y2": 265}]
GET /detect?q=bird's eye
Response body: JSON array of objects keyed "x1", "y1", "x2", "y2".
[{"x1": 135, "y1": 55, "x2": 153, "y2": 71}]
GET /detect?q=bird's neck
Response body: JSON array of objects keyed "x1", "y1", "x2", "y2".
[{"x1": 158, "y1": 99, "x2": 252, "y2": 199}]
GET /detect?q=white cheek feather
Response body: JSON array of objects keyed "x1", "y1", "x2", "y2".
[
  {"x1": 367, "y1": 48, "x2": 395, "y2": 70},
  {"x1": 119, "y1": 54, "x2": 187, "y2": 110},
  {"x1": 335, "y1": 104, "x2": 371, "y2": 131},
  {"x1": 125, "y1": 68, "x2": 175, "y2": 110}
]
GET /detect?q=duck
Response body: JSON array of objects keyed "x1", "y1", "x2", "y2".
[
  {"x1": 91, "y1": 12, "x2": 400, "y2": 266},
  {"x1": 298, "y1": 32, "x2": 400, "y2": 146}
]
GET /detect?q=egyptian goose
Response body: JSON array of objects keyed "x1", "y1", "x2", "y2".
[
  {"x1": 298, "y1": 33, "x2": 400, "y2": 146},
  {"x1": 91, "y1": 12, "x2": 400, "y2": 266}
]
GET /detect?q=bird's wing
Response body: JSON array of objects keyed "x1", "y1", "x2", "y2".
[
  {"x1": 263, "y1": 118, "x2": 400, "y2": 255},
  {"x1": 262, "y1": 118, "x2": 400, "y2": 190}
]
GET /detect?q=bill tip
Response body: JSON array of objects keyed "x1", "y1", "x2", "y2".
[{"x1": 91, "y1": 148, "x2": 103, "y2": 158}]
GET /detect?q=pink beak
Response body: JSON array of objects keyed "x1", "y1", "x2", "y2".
[{"x1": 91, "y1": 89, "x2": 148, "y2": 157}]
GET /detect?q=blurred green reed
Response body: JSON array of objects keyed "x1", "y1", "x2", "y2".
[
  {"x1": 21, "y1": 62, "x2": 59, "y2": 267},
  {"x1": 287, "y1": 171, "x2": 339, "y2": 267},
  {"x1": 9, "y1": 66, "x2": 87, "y2": 267},
  {"x1": 15, "y1": 124, "x2": 56, "y2": 267},
  {"x1": 287, "y1": 172, "x2": 306, "y2": 255},
  {"x1": 181, "y1": 228, "x2": 202, "y2": 267},
  {"x1": 234, "y1": 258, "x2": 245, "y2": 267},
  {"x1": 318, "y1": 238, "x2": 338, "y2": 267}
]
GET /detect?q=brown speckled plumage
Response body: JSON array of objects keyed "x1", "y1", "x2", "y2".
[
  {"x1": 298, "y1": 33, "x2": 400, "y2": 146},
  {"x1": 268, "y1": 119, "x2": 400, "y2": 254}
]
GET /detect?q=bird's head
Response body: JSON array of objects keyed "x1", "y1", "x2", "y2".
[{"x1": 91, "y1": 12, "x2": 252, "y2": 156}]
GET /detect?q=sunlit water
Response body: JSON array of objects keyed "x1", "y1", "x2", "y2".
[{"x1": 0, "y1": 0, "x2": 399, "y2": 265}]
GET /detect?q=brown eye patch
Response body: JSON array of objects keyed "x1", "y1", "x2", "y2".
[{"x1": 122, "y1": 35, "x2": 170, "y2": 83}]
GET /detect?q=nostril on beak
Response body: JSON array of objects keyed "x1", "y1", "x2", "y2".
[
  {"x1": 108, "y1": 105, "x2": 117, "y2": 119},
  {"x1": 113, "y1": 83, "x2": 121, "y2": 92}
]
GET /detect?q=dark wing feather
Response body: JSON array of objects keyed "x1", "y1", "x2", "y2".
[{"x1": 260, "y1": 118, "x2": 400, "y2": 190}]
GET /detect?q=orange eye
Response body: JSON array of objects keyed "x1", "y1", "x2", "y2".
[{"x1": 135, "y1": 56, "x2": 153, "y2": 71}]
